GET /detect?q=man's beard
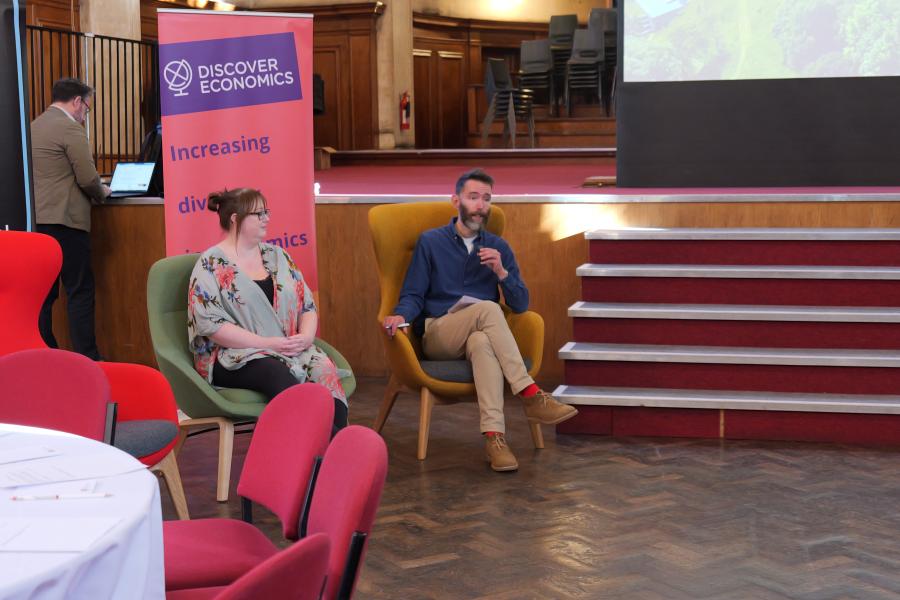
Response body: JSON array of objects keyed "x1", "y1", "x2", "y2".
[{"x1": 460, "y1": 204, "x2": 490, "y2": 231}]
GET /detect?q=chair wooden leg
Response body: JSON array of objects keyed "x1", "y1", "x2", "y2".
[
  {"x1": 529, "y1": 422, "x2": 545, "y2": 450},
  {"x1": 373, "y1": 375, "x2": 402, "y2": 433},
  {"x1": 177, "y1": 417, "x2": 235, "y2": 503},
  {"x1": 217, "y1": 420, "x2": 235, "y2": 502},
  {"x1": 417, "y1": 388, "x2": 436, "y2": 461},
  {"x1": 152, "y1": 450, "x2": 190, "y2": 520},
  {"x1": 174, "y1": 425, "x2": 189, "y2": 456}
]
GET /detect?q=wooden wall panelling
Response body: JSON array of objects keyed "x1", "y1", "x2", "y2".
[
  {"x1": 308, "y1": 3, "x2": 383, "y2": 150},
  {"x1": 139, "y1": 0, "x2": 185, "y2": 42},
  {"x1": 413, "y1": 43, "x2": 467, "y2": 148},
  {"x1": 26, "y1": 0, "x2": 78, "y2": 30},
  {"x1": 435, "y1": 49, "x2": 466, "y2": 148},
  {"x1": 348, "y1": 31, "x2": 378, "y2": 150},
  {"x1": 413, "y1": 49, "x2": 434, "y2": 148},
  {"x1": 313, "y1": 37, "x2": 350, "y2": 149},
  {"x1": 413, "y1": 18, "x2": 470, "y2": 150}
]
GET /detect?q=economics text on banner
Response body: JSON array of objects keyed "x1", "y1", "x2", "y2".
[{"x1": 157, "y1": 10, "x2": 317, "y2": 288}]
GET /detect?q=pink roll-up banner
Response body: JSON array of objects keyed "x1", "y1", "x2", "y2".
[{"x1": 157, "y1": 9, "x2": 318, "y2": 288}]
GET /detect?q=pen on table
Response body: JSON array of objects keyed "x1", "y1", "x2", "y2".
[
  {"x1": 385, "y1": 323, "x2": 410, "y2": 329},
  {"x1": 10, "y1": 492, "x2": 113, "y2": 501}
]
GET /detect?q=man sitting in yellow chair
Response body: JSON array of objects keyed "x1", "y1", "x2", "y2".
[{"x1": 383, "y1": 169, "x2": 577, "y2": 472}]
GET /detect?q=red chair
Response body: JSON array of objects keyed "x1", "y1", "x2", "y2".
[
  {"x1": 0, "y1": 348, "x2": 110, "y2": 440},
  {"x1": 307, "y1": 425, "x2": 388, "y2": 600},
  {"x1": 0, "y1": 231, "x2": 61, "y2": 356},
  {"x1": 0, "y1": 230, "x2": 190, "y2": 519},
  {"x1": 164, "y1": 383, "x2": 334, "y2": 591},
  {"x1": 165, "y1": 533, "x2": 330, "y2": 600},
  {"x1": 99, "y1": 361, "x2": 186, "y2": 518}
]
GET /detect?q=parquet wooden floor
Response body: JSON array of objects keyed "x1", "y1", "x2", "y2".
[{"x1": 163, "y1": 377, "x2": 900, "y2": 600}]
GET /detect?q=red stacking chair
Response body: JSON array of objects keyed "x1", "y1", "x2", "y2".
[
  {"x1": 165, "y1": 533, "x2": 330, "y2": 600},
  {"x1": 164, "y1": 383, "x2": 334, "y2": 591},
  {"x1": 0, "y1": 348, "x2": 110, "y2": 440},
  {"x1": 0, "y1": 230, "x2": 190, "y2": 519},
  {"x1": 307, "y1": 425, "x2": 388, "y2": 600}
]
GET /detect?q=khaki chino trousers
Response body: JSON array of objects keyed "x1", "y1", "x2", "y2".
[{"x1": 422, "y1": 301, "x2": 534, "y2": 433}]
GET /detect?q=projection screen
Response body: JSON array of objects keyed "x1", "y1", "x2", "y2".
[{"x1": 616, "y1": 0, "x2": 900, "y2": 187}]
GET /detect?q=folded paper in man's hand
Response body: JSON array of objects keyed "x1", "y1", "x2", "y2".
[{"x1": 448, "y1": 295, "x2": 482, "y2": 314}]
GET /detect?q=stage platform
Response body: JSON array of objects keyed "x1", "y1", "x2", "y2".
[{"x1": 315, "y1": 147, "x2": 900, "y2": 200}]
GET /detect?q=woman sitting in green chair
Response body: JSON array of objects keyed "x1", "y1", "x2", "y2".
[{"x1": 187, "y1": 187, "x2": 347, "y2": 435}]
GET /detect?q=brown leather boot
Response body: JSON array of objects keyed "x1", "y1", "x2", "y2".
[
  {"x1": 484, "y1": 433, "x2": 518, "y2": 472},
  {"x1": 520, "y1": 389, "x2": 578, "y2": 425}
]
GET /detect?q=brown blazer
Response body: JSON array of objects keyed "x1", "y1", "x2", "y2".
[{"x1": 31, "y1": 106, "x2": 106, "y2": 232}]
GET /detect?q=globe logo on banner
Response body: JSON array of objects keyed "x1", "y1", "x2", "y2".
[
  {"x1": 159, "y1": 32, "x2": 302, "y2": 116},
  {"x1": 164, "y1": 60, "x2": 193, "y2": 97}
]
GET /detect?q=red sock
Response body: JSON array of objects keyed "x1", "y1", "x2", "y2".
[
  {"x1": 484, "y1": 431, "x2": 502, "y2": 437},
  {"x1": 519, "y1": 383, "x2": 539, "y2": 397}
]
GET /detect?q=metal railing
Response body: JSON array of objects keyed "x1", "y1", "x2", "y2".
[{"x1": 26, "y1": 26, "x2": 160, "y2": 176}]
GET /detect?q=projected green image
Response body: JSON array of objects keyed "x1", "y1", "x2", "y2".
[{"x1": 624, "y1": 0, "x2": 900, "y2": 82}]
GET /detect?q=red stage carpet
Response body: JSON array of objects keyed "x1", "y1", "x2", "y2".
[
  {"x1": 315, "y1": 164, "x2": 616, "y2": 195},
  {"x1": 315, "y1": 164, "x2": 900, "y2": 196}
]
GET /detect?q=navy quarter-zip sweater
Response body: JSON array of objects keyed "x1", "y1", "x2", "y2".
[{"x1": 393, "y1": 218, "x2": 529, "y2": 334}]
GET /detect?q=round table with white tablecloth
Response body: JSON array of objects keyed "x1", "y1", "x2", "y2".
[{"x1": 0, "y1": 423, "x2": 164, "y2": 600}]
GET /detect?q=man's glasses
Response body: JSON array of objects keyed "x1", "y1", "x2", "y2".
[{"x1": 249, "y1": 209, "x2": 271, "y2": 219}]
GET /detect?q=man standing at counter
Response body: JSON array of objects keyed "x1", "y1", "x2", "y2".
[
  {"x1": 383, "y1": 169, "x2": 578, "y2": 472},
  {"x1": 31, "y1": 78, "x2": 110, "y2": 360}
]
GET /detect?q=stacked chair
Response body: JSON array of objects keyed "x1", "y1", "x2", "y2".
[
  {"x1": 164, "y1": 384, "x2": 388, "y2": 600},
  {"x1": 589, "y1": 7, "x2": 618, "y2": 115},
  {"x1": 549, "y1": 14, "x2": 578, "y2": 100},
  {"x1": 518, "y1": 39, "x2": 555, "y2": 116},
  {"x1": 480, "y1": 58, "x2": 535, "y2": 148},
  {"x1": 565, "y1": 28, "x2": 605, "y2": 117}
]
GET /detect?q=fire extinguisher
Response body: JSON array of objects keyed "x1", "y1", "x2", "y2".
[{"x1": 400, "y1": 91, "x2": 411, "y2": 130}]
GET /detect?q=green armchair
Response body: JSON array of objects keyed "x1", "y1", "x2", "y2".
[{"x1": 147, "y1": 253, "x2": 355, "y2": 502}]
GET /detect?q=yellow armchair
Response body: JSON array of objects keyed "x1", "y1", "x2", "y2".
[{"x1": 368, "y1": 201, "x2": 545, "y2": 459}]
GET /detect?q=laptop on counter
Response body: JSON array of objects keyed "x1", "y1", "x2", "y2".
[{"x1": 107, "y1": 162, "x2": 155, "y2": 198}]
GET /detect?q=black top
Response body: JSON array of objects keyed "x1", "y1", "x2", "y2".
[{"x1": 254, "y1": 276, "x2": 274, "y2": 305}]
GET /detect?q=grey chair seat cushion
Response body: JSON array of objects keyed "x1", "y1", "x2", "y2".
[
  {"x1": 114, "y1": 420, "x2": 179, "y2": 459},
  {"x1": 420, "y1": 358, "x2": 532, "y2": 384}
]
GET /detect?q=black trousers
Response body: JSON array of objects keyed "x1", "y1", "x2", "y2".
[
  {"x1": 213, "y1": 357, "x2": 348, "y2": 437},
  {"x1": 37, "y1": 224, "x2": 101, "y2": 360}
]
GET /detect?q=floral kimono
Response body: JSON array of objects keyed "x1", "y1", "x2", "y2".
[{"x1": 187, "y1": 243, "x2": 346, "y2": 405}]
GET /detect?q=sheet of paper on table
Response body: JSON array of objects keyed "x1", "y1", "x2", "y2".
[
  {"x1": 0, "y1": 517, "x2": 122, "y2": 552},
  {"x1": 0, "y1": 445, "x2": 60, "y2": 466},
  {"x1": 0, "y1": 453, "x2": 144, "y2": 488}
]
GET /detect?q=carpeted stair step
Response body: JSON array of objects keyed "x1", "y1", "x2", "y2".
[
  {"x1": 552, "y1": 384, "x2": 900, "y2": 414},
  {"x1": 568, "y1": 301, "x2": 900, "y2": 349}
]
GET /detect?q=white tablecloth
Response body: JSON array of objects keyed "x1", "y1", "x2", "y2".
[{"x1": 0, "y1": 424, "x2": 164, "y2": 600}]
